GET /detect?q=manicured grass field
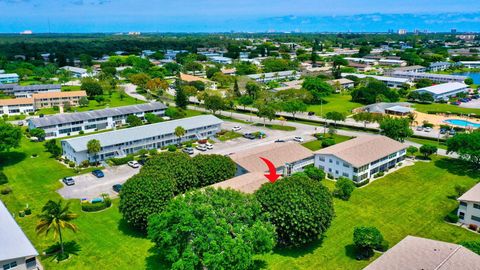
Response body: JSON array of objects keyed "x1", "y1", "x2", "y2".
[
  {"x1": 253, "y1": 123, "x2": 296, "y2": 131},
  {"x1": 217, "y1": 130, "x2": 242, "y2": 141},
  {"x1": 258, "y1": 157, "x2": 479, "y2": 269},
  {"x1": 0, "y1": 138, "x2": 157, "y2": 270},
  {"x1": 407, "y1": 137, "x2": 448, "y2": 150},
  {"x1": 36, "y1": 91, "x2": 144, "y2": 115},
  {"x1": 307, "y1": 94, "x2": 363, "y2": 117},
  {"x1": 2, "y1": 136, "x2": 479, "y2": 270},
  {"x1": 413, "y1": 103, "x2": 480, "y2": 115},
  {"x1": 302, "y1": 134, "x2": 352, "y2": 151}
]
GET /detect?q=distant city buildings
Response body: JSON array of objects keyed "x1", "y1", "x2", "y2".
[{"x1": 397, "y1": 29, "x2": 407, "y2": 35}]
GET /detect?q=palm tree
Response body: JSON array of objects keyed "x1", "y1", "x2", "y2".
[
  {"x1": 87, "y1": 139, "x2": 101, "y2": 164},
  {"x1": 36, "y1": 200, "x2": 78, "y2": 257},
  {"x1": 174, "y1": 126, "x2": 186, "y2": 143}
]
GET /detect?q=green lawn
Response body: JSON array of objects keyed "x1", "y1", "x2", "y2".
[
  {"x1": 216, "y1": 130, "x2": 242, "y2": 142},
  {"x1": 302, "y1": 134, "x2": 352, "y2": 151},
  {"x1": 0, "y1": 138, "x2": 157, "y2": 270},
  {"x1": 253, "y1": 123, "x2": 296, "y2": 131},
  {"x1": 413, "y1": 103, "x2": 480, "y2": 115},
  {"x1": 2, "y1": 136, "x2": 479, "y2": 270},
  {"x1": 407, "y1": 137, "x2": 448, "y2": 150},
  {"x1": 36, "y1": 91, "x2": 143, "y2": 115},
  {"x1": 307, "y1": 94, "x2": 363, "y2": 117},
  {"x1": 258, "y1": 157, "x2": 479, "y2": 269}
]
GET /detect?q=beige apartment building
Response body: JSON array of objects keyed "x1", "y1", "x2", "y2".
[{"x1": 32, "y1": 91, "x2": 87, "y2": 109}]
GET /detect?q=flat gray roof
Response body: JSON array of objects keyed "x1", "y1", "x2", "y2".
[
  {"x1": 385, "y1": 105, "x2": 414, "y2": 114},
  {"x1": 415, "y1": 82, "x2": 468, "y2": 95},
  {"x1": 62, "y1": 114, "x2": 223, "y2": 152},
  {"x1": 0, "y1": 200, "x2": 38, "y2": 261},
  {"x1": 342, "y1": 73, "x2": 410, "y2": 83},
  {"x1": 29, "y1": 102, "x2": 167, "y2": 128}
]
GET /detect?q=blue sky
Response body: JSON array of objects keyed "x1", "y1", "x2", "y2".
[{"x1": 1, "y1": 0, "x2": 480, "y2": 33}]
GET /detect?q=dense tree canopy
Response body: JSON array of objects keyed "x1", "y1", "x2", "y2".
[
  {"x1": 0, "y1": 122, "x2": 22, "y2": 152},
  {"x1": 351, "y1": 78, "x2": 399, "y2": 104},
  {"x1": 148, "y1": 188, "x2": 276, "y2": 270},
  {"x1": 255, "y1": 174, "x2": 334, "y2": 247},
  {"x1": 380, "y1": 117, "x2": 413, "y2": 142},
  {"x1": 192, "y1": 155, "x2": 237, "y2": 186},
  {"x1": 447, "y1": 132, "x2": 480, "y2": 167}
]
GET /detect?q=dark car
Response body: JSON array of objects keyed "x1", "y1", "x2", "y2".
[
  {"x1": 92, "y1": 170, "x2": 105, "y2": 178},
  {"x1": 243, "y1": 133, "x2": 256, "y2": 140},
  {"x1": 308, "y1": 111, "x2": 315, "y2": 116},
  {"x1": 440, "y1": 129, "x2": 446, "y2": 134},
  {"x1": 62, "y1": 177, "x2": 75, "y2": 186},
  {"x1": 275, "y1": 139, "x2": 286, "y2": 143},
  {"x1": 112, "y1": 184, "x2": 122, "y2": 193}
]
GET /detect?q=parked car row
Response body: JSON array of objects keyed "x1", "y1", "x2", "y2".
[
  {"x1": 416, "y1": 126, "x2": 432, "y2": 132},
  {"x1": 440, "y1": 128, "x2": 456, "y2": 135}
]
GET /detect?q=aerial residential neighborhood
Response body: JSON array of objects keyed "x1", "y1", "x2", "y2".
[{"x1": 1, "y1": 1, "x2": 480, "y2": 270}]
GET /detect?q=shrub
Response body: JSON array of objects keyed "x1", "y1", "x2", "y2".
[
  {"x1": 303, "y1": 165, "x2": 325, "y2": 181},
  {"x1": 147, "y1": 188, "x2": 276, "y2": 270},
  {"x1": 119, "y1": 173, "x2": 175, "y2": 231},
  {"x1": 0, "y1": 172, "x2": 8, "y2": 185},
  {"x1": 68, "y1": 161, "x2": 75, "y2": 168},
  {"x1": 353, "y1": 226, "x2": 384, "y2": 257},
  {"x1": 167, "y1": 145, "x2": 177, "y2": 152},
  {"x1": 141, "y1": 152, "x2": 199, "y2": 194},
  {"x1": 255, "y1": 174, "x2": 334, "y2": 247},
  {"x1": 24, "y1": 208, "x2": 32, "y2": 215},
  {"x1": 79, "y1": 130, "x2": 84, "y2": 135},
  {"x1": 321, "y1": 138, "x2": 335, "y2": 148},
  {"x1": 374, "y1": 172, "x2": 385, "y2": 178},
  {"x1": 354, "y1": 179, "x2": 370, "y2": 187},
  {"x1": 81, "y1": 198, "x2": 112, "y2": 212},
  {"x1": 1, "y1": 187, "x2": 12, "y2": 195},
  {"x1": 455, "y1": 184, "x2": 468, "y2": 198},
  {"x1": 333, "y1": 177, "x2": 356, "y2": 200},
  {"x1": 18, "y1": 210, "x2": 25, "y2": 217},
  {"x1": 191, "y1": 154, "x2": 236, "y2": 186},
  {"x1": 148, "y1": 149, "x2": 158, "y2": 156},
  {"x1": 80, "y1": 160, "x2": 90, "y2": 168},
  {"x1": 469, "y1": 224, "x2": 478, "y2": 231},
  {"x1": 445, "y1": 213, "x2": 459, "y2": 223},
  {"x1": 110, "y1": 155, "x2": 134, "y2": 165}
]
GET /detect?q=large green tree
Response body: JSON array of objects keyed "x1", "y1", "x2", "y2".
[
  {"x1": 148, "y1": 188, "x2": 276, "y2": 270},
  {"x1": 86, "y1": 139, "x2": 101, "y2": 164},
  {"x1": 282, "y1": 100, "x2": 307, "y2": 120},
  {"x1": 0, "y1": 122, "x2": 21, "y2": 152},
  {"x1": 192, "y1": 154, "x2": 236, "y2": 186},
  {"x1": 204, "y1": 94, "x2": 225, "y2": 114},
  {"x1": 379, "y1": 117, "x2": 413, "y2": 142},
  {"x1": 119, "y1": 173, "x2": 176, "y2": 231},
  {"x1": 255, "y1": 174, "x2": 334, "y2": 247},
  {"x1": 351, "y1": 78, "x2": 399, "y2": 104},
  {"x1": 36, "y1": 200, "x2": 78, "y2": 258},
  {"x1": 81, "y1": 79, "x2": 103, "y2": 99},
  {"x1": 447, "y1": 132, "x2": 480, "y2": 167}
]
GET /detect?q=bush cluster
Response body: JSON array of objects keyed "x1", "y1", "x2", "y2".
[
  {"x1": 0, "y1": 172, "x2": 8, "y2": 185},
  {"x1": 110, "y1": 155, "x2": 134, "y2": 165},
  {"x1": 445, "y1": 213, "x2": 459, "y2": 223},
  {"x1": 82, "y1": 198, "x2": 112, "y2": 212},
  {"x1": 120, "y1": 152, "x2": 237, "y2": 231}
]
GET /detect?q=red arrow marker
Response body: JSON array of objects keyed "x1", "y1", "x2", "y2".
[{"x1": 260, "y1": 157, "x2": 281, "y2": 183}]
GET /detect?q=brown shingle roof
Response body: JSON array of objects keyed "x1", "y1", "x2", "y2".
[
  {"x1": 210, "y1": 172, "x2": 268, "y2": 194},
  {"x1": 0, "y1": 98, "x2": 34, "y2": 106},
  {"x1": 458, "y1": 183, "x2": 480, "y2": 203},
  {"x1": 315, "y1": 135, "x2": 406, "y2": 167},
  {"x1": 32, "y1": 90, "x2": 87, "y2": 99},
  {"x1": 364, "y1": 236, "x2": 480, "y2": 270},
  {"x1": 230, "y1": 142, "x2": 313, "y2": 173},
  {"x1": 179, "y1": 73, "x2": 212, "y2": 83}
]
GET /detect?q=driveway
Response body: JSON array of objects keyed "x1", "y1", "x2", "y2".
[
  {"x1": 121, "y1": 83, "x2": 148, "y2": 101},
  {"x1": 57, "y1": 165, "x2": 140, "y2": 200}
]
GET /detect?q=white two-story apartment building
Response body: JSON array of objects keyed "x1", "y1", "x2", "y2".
[
  {"x1": 28, "y1": 102, "x2": 167, "y2": 138},
  {"x1": 61, "y1": 115, "x2": 223, "y2": 164},
  {"x1": 457, "y1": 183, "x2": 480, "y2": 227},
  {"x1": 314, "y1": 136, "x2": 407, "y2": 183}
]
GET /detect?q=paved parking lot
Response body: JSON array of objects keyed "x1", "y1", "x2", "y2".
[{"x1": 57, "y1": 165, "x2": 140, "y2": 200}]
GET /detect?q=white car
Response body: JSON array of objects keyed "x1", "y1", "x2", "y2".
[
  {"x1": 205, "y1": 142, "x2": 213, "y2": 150},
  {"x1": 293, "y1": 136, "x2": 304, "y2": 142},
  {"x1": 196, "y1": 144, "x2": 207, "y2": 151},
  {"x1": 127, "y1": 160, "x2": 140, "y2": 168},
  {"x1": 232, "y1": 126, "x2": 242, "y2": 132},
  {"x1": 424, "y1": 127, "x2": 432, "y2": 132}
]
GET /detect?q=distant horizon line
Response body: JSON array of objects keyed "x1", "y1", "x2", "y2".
[{"x1": 0, "y1": 31, "x2": 478, "y2": 35}]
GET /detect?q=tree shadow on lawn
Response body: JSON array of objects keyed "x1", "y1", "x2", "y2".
[
  {"x1": 273, "y1": 236, "x2": 325, "y2": 258},
  {"x1": 117, "y1": 218, "x2": 147, "y2": 239},
  {"x1": 434, "y1": 158, "x2": 480, "y2": 179},
  {"x1": 0, "y1": 151, "x2": 26, "y2": 169},
  {"x1": 42, "y1": 240, "x2": 81, "y2": 263}
]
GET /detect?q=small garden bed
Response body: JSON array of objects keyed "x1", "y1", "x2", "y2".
[
  {"x1": 216, "y1": 130, "x2": 242, "y2": 141},
  {"x1": 81, "y1": 194, "x2": 112, "y2": 212}
]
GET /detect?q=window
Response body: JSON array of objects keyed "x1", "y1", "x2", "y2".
[
  {"x1": 336, "y1": 161, "x2": 339, "y2": 165},
  {"x1": 318, "y1": 156, "x2": 325, "y2": 162},
  {"x1": 3, "y1": 261, "x2": 17, "y2": 270},
  {"x1": 342, "y1": 172, "x2": 349, "y2": 178},
  {"x1": 329, "y1": 159, "x2": 333, "y2": 163},
  {"x1": 474, "y1": 204, "x2": 480, "y2": 209},
  {"x1": 343, "y1": 162, "x2": 349, "y2": 168},
  {"x1": 335, "y1": 170, "x2": 339, "y2": 174},
  {"x1": 460, "y1": 202, "x2": 468, "y2": 207},
  {"x1": 472, "y1": 215, "x2": 480, "y2": 222}
]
